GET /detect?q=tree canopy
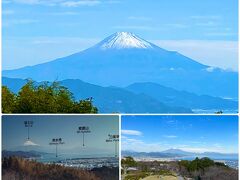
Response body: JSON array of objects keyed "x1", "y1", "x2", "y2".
[
  {"x1": 179, "y1": 157, "x2": 218, "y2": 172},
  {"x1": 2, "y1": 80, "x2": 98, "y2": 113},
  {"x1": 121, "y1": 156, "x2": 137, "y2": 167}
]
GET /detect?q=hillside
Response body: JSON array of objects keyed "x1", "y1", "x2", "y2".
[
  {"x1": 126, "y1": 82, "x2": 238, "y2": 111},
  {"x1": 121, "y1": 157, "x2": 238, "y2": 180},
  {"x1": 2, "y1": 156, "x2": 118, "y2": 180}
]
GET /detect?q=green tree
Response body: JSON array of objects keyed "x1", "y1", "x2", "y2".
[
  {"x1": 72, "y1": 100, "x2": 98, "y2": 113},
  {"x1": 2, "y1": 80, "x2": 98, "y2": 113},
  {"x1": 2, "y1": 86, "x2": 15, "y2": 113},
  {"x1": 121, "y1": 156, "x2": 137, "y2": 167},
  {"x1": 15, "y1": 80, "x2": 36, "y2": 113}
]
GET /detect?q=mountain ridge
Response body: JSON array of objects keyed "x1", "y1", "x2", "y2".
[
  {"x1": 2, "y1": 77, "x2": 192, "y2": 113},
  {"x1": 126, "y1": 82, "x2": 238, "y2": 110},
  {"x1": 3, "y1": 77, "x2": 237, "y2": 113},
  {"x1": 122, "y1": 149, "x2": 238, "y2": 159}
]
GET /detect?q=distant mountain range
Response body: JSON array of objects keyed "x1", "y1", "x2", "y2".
[
  {"x1": 3, "y1": 77, "x2": 238, "y2": 113},
  {"x1": 122, "y1": 149, "x2": 238, "y2": 160},
  {"x1": 2, "y1": 32, "x2": 238, "y2": 99},
  {"x1": 2, "y1": 77, "x2": 191, "y2": 113},
  {"x1": 126, "y1": 82, "x2": 238, "y2": 110},
  {"x1": 2, "y1": 150, "x2": 46, "y2": 158}
]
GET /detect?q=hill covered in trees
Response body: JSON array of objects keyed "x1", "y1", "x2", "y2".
[
  {"x1": 2, "y1": 156, "x2": 119, "y2": 180},
  {"x1": 178, "y1": 157, "x2": 238, "y2": 180},
  {"x1": 2, "y1": 80, "x2": 98, "y2": 113},
  {"x1": 121, "y1": 157, "x2": 238, "y2": 180}
]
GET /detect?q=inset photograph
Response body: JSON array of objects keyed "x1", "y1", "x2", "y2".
[
  {"x1": 2, "y1": 115, "x2": 119, "y2": 180},
  {"x1": 121, "y1": 115, "x2": 238, "y2": 180}
]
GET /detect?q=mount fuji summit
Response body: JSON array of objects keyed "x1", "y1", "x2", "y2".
[{"x1": 3, "y1": 32, "x2": 238, "y2": 98}]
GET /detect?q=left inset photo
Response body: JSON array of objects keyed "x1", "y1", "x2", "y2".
[{"x1": 2, "y1": 115, "x2": 119, "y2": 180}]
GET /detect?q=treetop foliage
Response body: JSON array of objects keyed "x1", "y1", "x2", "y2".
[
  {"x1": 121, "y1": 156, "x2": 137, "y2": 167},
  {"x1": 2, "y1": 80, "x2": 98, "y2": 113},
  {"x1": 178, "y1": 157, "x2": 227, "y2": 172}
]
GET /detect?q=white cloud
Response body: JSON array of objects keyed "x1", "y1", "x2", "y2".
[
  {"x1": 106, "y1": 0, "x2": 120, "y2": 4},
  {"x1": 163, "y1": 135, "x2": 178, "y2": 138},
  {"x1": 195, "y1": 21, "x2": 219, "y2": 27},
  {"x1": 191, "y1": 15, "x2": 221, "y2": 20},
  {"x1": 204, "y1": 32, "x2": 236, "y2": 37},
  {"x1": 13, "y1": 0, "x2": 50, "y2": 5},
  {"x1": 179, "y1": 147, "x2": 224, "y2": 153},
  {"x1": 32, "y1": 40, "x2": 60, "y2": 44},
  {"x1": 152, "y1": 40, "x2": 238, "y2": 71},
  {"x1": 113, "y1": 25, "x2": 155, "y2": 31},
  {"x1": 128, "y1": 16, "x2": 152, "y2": 21},
  {"x1": 121, "y1": 129, "x2": 142, "y2": 136},
  {"x1": 3, "y1": 19, "x2": 39, "y2": 27},
  {"x1": 122, "y1": 138, "x2": 167, "y2": 152},
  {"x1": 206, "y1": 67, "x2": 217, "y2": 72},
  {"x1": 10, "y1": 0, "x2": 104, "y2": 6},
  {"x1": 61, "y1": 0, "x2": 101, "y2": 7},
  {"x1": 23, "y1": 140, "x2": 39, "y2": 146},
  {"x1": 166, "y1": 23, "x2": 188, "y2": 29},
  {"x1": 2, "y1": 0, "x2": 12, "y2": 3},
  {"x1": 49, "y1": 11, "x2": 80, "y2": 15}
]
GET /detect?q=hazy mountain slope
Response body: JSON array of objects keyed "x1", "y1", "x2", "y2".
[
  {"x1": 2, "y1": 32, "x2": 237, "y2": 98},
  {"x1": 2, "y1": 77, "x2": 191, "y2": 113},
  {"x1": 2, "y1": 150, "x2": 44, "y2": 158},
  {"x1": 126, "y1": 82, "x2": 238, "y2": 110},
  {"x1": 3, "y1": 77, "x2": 237, "y2": 113}
]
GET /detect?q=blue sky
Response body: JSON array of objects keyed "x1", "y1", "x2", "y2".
[
  {"x1": 2, "y1": 0, "x2": 238, "y2": 70},
  {"x1": 121, "y1": 115, "x2": 238, "y2": 153},
  {"x1": 2, "y1": 115, "x2": 119, "y2": 157}
]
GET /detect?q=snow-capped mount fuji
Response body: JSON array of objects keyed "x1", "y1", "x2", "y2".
[
  {"x1": 98, "y1": 32, "x2": 154, "y2": 50},
  {"x1": 2, "y1": 32, "x2": 238, "y2": 98}
]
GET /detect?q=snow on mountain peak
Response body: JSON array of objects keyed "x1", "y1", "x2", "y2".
[{"x1": 100, "y1": 32, "x2": 153, "y2": 50}]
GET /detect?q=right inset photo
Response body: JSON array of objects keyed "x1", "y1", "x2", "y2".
[{"x1": 121, "y1": 115, "x2": 238, "y2": 180}]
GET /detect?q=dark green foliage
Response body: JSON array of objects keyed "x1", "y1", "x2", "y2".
[
  {"x1": 122, "y1": 156, "x2": 137, "y2": 167},
  {"x1": 2, "y1": 86, "x2": 15, "y2": 113},
  {"x1": 179, "y1": 157, "x2": 215, "y2": 172},
  {"x1": 215, "y1": 110, "x2": 223, "y2": 114},
  {"x1": 178, "y1": 157, "x2": 238, "y2": 180},
  {"x1": 2, "y1": 80, "x2": 98, "y2": 113},
  {"x1": 215, "y1": 162, "x2": 228, "y2": 167}
]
